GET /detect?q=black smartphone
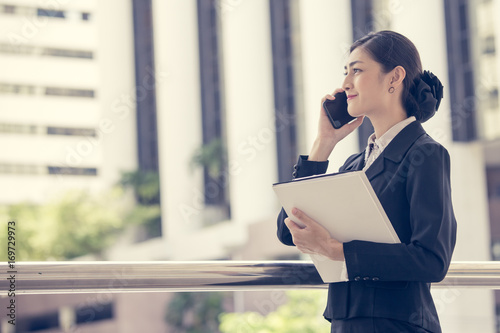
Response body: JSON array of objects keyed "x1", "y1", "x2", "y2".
[{"x1": 322, "y1": 92, "x2": 355, "y2": 129}]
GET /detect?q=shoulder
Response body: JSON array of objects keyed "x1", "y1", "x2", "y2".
[
  {"x1": 403, "y1": 134, "x2": 451, "y2": 183},
  {"x1": 408, "y1": 134, "x2": 450, "y2": 163},
  {"x1": 339, "y1": 151, "x2": 364, "y2": 171}
]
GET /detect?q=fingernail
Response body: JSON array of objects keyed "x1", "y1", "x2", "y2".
[{"x1": 292, "y1": 208, "x2": 298, "y2": 214}]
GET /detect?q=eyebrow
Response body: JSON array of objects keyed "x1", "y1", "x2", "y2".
[{"x1": 344, "y1": 60, "x2": 364, "y2": 70}]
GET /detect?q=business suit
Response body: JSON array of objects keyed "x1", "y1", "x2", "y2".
[{"x1": 277, "y1": 121, "x2": 457, "y2": 333}]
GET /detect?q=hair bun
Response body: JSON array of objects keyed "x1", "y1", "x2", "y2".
[{"x1": 410, "y1": 70, "x2": 444, "y2": 122}]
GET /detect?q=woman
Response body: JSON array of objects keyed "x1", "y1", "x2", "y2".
[{"x1": 276, "y1": 30, "x2": 457, "y2": 333}]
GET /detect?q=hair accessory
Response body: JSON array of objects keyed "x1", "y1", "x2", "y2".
[{"x1": 410, "y1": 70, "x2": 444, "y2": 122}]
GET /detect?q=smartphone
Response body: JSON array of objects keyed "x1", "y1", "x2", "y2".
[{"x1": 322, "y1": 92, "x2": 355, "y2": 129}]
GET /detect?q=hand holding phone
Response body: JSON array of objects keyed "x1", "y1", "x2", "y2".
[{"x1": 322, "y1": 92, "x2": 356, "y2": 129}]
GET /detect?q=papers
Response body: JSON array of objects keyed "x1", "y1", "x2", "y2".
[{"x1": 273, "y1": 171, "x2": 400, "y2": 283}]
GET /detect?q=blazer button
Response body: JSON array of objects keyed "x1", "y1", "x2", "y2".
[
  {"x1": 363, "y1": 277, "x2": 370, "y2": 281},
  {"x1": 354, "y1": 276, "x2": 361, "y2": 281},
  {"x1": 372, "y1": 277, "x2": 380, "y2": 281}
]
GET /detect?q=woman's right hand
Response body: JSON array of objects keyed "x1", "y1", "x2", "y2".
[{"x1": 308, "y1": 88, "x2": 364, "y2": 161}]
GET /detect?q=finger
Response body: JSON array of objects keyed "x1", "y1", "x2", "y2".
[
  {"x1": 332, "y1": 88, "x2": 345, "y2": 96},
  {"x1": 321, "y1": 94, "x2": 334, "y2": 104},
  {"x1": 284, "y1": 217, "x2": 301, "y2": 231},
  {"x1": 291, "y1": 208, "x2": 315, "y2": 227},
  {"x1": 321, "y1": 88, "x2": 344, "y2": 103}
]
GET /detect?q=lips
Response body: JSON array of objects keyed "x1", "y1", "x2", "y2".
[{"x1": 347, "y1": 95, "x2": 357, "y2": 101}]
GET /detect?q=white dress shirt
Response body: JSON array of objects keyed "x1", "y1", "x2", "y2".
[{"x1": 363, "y1": 116, "x2": 416, "y2": 171}]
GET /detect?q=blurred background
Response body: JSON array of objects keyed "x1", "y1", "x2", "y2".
[{"x1": 0, "y1": 0, "x2": 499, "y2": 332}]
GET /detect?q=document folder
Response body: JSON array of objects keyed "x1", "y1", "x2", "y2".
[{"x1": 273, "y1": 171, "x2": 400, "y2": 283}]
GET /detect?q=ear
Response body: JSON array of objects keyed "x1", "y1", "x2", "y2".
[{"x1": 389, "y1": 65, "x2": 406, "y2": 89}]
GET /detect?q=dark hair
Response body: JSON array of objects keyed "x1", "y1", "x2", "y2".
[{"x1": 350, "y1": 30, "x2": 442, "y2": 122}]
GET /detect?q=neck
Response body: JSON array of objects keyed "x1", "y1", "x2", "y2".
[{"x1": 369, "y1": 106, "x2": 408, "y2": 139}]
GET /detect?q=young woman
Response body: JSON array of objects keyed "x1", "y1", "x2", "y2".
[{"x1": 277, "y1": 30, "x2": 457, "y2": 333}]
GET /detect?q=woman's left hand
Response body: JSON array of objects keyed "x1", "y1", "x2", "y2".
[{"x1": 284, "y1": 208, "x2": 344, "y2": 261}]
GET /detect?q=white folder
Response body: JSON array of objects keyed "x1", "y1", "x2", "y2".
[{"x1": 273, "y1": 171, "x2": 400, "y2": 283}]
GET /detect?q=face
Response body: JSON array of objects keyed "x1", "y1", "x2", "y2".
[{"x1": 342, "y1": 47, "x2": 392, "y2": 118}]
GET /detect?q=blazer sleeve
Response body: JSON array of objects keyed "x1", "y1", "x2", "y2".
[
  {"x1": 276, "y1": 155, "x2": 329, "y2": 246},
  {"x1": 343, "y1": 143, "x2": 457, "y2": 282}
]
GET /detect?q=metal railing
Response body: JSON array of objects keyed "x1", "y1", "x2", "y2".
[{"x1": 2, "y1": 261, "x2": 500, "y2": 295}]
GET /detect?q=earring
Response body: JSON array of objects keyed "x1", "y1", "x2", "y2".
[{"x1": 388, "y1": 87, "x2": 395, "y2": 93}]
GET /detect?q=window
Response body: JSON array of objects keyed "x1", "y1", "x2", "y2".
[
  {"x1": 0, "y1": 163, "x2": 43, "y2": 175},
  {"x1": 196, "y1": 0, "x2": 230, "y2": 224},
  {"x1": 470, "y1": 0, "x2": 500, "y2": 140},
  {"x1": 45, "y1": 87, "x2": 95, "y2": 98},
  {"x1": 0, "y1": 123, "x2": 38, "y2": 134},
  {"x1": 350, "y1": 0, "x2": 376, "y2": 150},
  {"x1": 42, "y1": 47, "x2": 94, "y2": 59},
  {"x1": 48, "y1": 166, "x2": 98, "y2": 176},
  {"x1": 17, "y1": 312, "x2": 59, "y2": 332},
  {"x1": 75, "y1": 302, "x2": 113, "y2": 324},
  {"x1": 37, "y1": 8, "x2": 65, "y2": 18},
  {"x1": 0, "y1": 84, "x2": 96, "y2": 98},
  {"x1": 483, "y1": 35, "x2": 496, "y2": 54},
  {"x1": 131, "y1": 0, "x2": 160, "y2": 175},
  {"x1": 2, "y1": 5, "x2": 16, "y2": 14},
  {"x1": 81, "y1": 12, "x2": 91, "y2": 21},
  {"x1": 0, "y1": 43, "x2": 94, "y2": 59},
  {"x1": 0, "y1": 123, "x2": 97, "y2": 137},
  {"x1": 0, "y1": 43, "x2": 35, "y2": 55},
  {"x1": 444, "y1": 0, "x2": 478, "y2": 141},
  {"x1": 46, "y1": 126, "x2": 96, "y2": 137},
  {"x1": 0, "y1": 83, "x2": 36, "y2": 95},
  {"x1": 269, "y1": 0, "x2": 300, "y2": 182}
]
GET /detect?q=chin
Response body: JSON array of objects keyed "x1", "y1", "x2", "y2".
[{"x1": 347, "y1": 107, "x2": 362, "y2": 118}]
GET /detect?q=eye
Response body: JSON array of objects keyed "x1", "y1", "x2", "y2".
[{"x1": 343, "y1": 68, "x2": 361, "y2": 76}]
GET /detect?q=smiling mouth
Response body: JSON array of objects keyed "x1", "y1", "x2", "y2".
[{"x1": 347, "y1": 95, "x2": 357, "y2": 101}]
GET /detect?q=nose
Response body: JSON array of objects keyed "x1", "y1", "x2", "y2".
[{"x1": 342, "y1": 75, "x2": 352, "y2": 91}]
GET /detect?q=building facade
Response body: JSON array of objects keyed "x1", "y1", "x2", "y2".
[
  {"x1": 2, "y1": 0, "x2": 500, "y2": 332},
  {"x1": 0, "y1": 0, "x2": 137, "y2": 204}
]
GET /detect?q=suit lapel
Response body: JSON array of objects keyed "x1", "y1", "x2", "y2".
[
  {"x1": 365, "y1": 154, "x2": 385, "y2": 180},
  {"x1": 365, "y1": 121, "x2": 427, "y2": 181},
  {"x1": 350, "y1": 153, "x2": 365, "y2": 171}
]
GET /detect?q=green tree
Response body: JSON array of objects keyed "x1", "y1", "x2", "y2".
[
  {"x1": 119, "y1": 170, "x2": 162, "y2": 239},
  {"x1": 219, "y1": 290, "x2": 330, "y2": 333},
  {"x1": 0, "y1": 189, "x2": 125, "y2": 260},
  {"x1": 190, "y1": 138, "x2": 226, "y2": 179}
]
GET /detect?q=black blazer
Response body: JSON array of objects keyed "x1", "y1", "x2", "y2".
[{"x1": 277, "y1": 121, "x2": 457, "y2": 333}]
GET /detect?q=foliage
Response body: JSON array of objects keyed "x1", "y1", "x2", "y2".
[
  {"x1": 118, "y1": 170, "x2": 162, "y2": 238},
  {"x1": 0, "y1": 190, "x2": 125, "y2": 260},
  {"x1": 190, "y1": 138, "x2": 226, "y2": 179},
  {"x1": 165, "y1": 292, "x2": 226, "y2": 333},
  {"x1": 119, "y1": 170, "x2": 160, "y2": 204},
  {"x1": 219, "y1": 290, "x2": 330, "y2": 333},
  {"x1": 0, "y1": 169, "x2": 163, "y2": 260}
]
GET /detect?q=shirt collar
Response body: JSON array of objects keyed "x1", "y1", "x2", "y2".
[{"x1": 366, "y1": 116, "x2": 416, "y2": 152}]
